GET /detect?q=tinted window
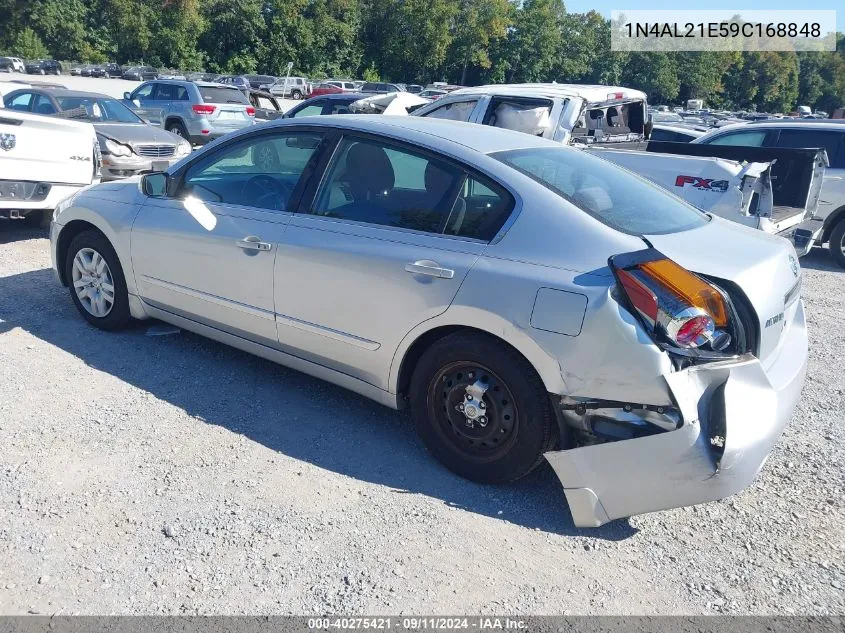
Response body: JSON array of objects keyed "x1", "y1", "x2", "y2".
[
  {"x1": 776, "y1": 128, "x2": 845, "y2": 168},
  {"x1": 312, "y1": 137, "x2": 465, "y2": 233},
  {"x1": 424, "y1": 100, "x2": 478, "y2": 122},
  {"x1": 6, "y1": 92, "x2": 33, "y2": 111},
  {"x1": 445, "y1": 177, "x2": 513, "y2": 241},
  {"x1": 183, "y1": 133, "x2": 323, "y2": 212},
  {"x1": 32, "y1": 94, "x2": 57, "y2": 115},
  {"x1": 361, "y1": 83, "x2": 379, "y2": 92},
  {"x1": 198, "y1": 86, "x2": 249, "y2": 104},
  {"x1": 649, "y1": 128, "x2": 695, "y2": 143},
  {"x1": 328, "y1": 101, "x2": 354, "y2": 115},
  {"x1": 494, "y1": 147, "x2": 708, "y2": 235},
  {"x1": 706, "y1": 130, "x2": 767, "y2": 146}
]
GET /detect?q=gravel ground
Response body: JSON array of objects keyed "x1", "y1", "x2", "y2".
[{"x1": 0, "y1": 222, "x2": 843, "y2": 616}]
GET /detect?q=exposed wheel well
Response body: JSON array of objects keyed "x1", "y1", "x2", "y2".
[
  {"x1": 396, "y1": 325, "x2": 543, "y2": 401},
  {"x1": 822, "y1": 206, "x2": 845, "y2": 243},
  {"x1": 56, "y1": 220, "x2": 107, "y2": 286}
]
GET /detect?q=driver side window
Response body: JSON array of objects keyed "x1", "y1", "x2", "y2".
[{"x1": 182, "y1": 132, "x2": 323, "y2": 212}]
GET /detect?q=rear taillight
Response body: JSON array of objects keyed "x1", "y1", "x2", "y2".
[
  {"x1": 611, "y1": 249, "x2": 732, "y2": 352},
  {"x1": 192, "y1": 104, "x2": 216, "y2": 115},
  {"x1": 246, "y1": 106, "x2": 255, "y2": 117}
]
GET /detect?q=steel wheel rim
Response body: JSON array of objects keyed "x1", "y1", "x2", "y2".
[
  {"x1": 72, "y1": 247, "x2": 115, "y2": 318},
  {"x1": 428, "y1": 361, "x2": 519, "y2": 461}
]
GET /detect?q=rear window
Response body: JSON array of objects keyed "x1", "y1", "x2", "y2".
[
  {"x1": 493, "y1": 147, "x2": 709, "y2": 235},
  {"x1": 198, "y1": 86, "x2": 249, "y2": 105}
]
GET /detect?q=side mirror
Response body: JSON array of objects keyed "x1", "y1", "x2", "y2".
[
  {"x1": 123, "y1": 92, "x2": 132, "y2": 100},
  {"x1": 141, "y1": 172, "x2": 169, "y2": 197}
]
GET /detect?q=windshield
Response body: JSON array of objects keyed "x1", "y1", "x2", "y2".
[
  {"x1": 55, "y1": 96, "x2": 143, "y2": 123},
  {"x1": 493, "y1": 147, "x2": 709, "y2": 235},
  {"x1": 198, "y1": 86, "x2": 249, "y2": 104}
]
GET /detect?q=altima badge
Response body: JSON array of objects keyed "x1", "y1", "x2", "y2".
[{"x1": 0, "y1": 133, "x2": 15, "y2": 151}]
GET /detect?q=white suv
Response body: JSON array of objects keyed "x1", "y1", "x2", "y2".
[{"x1": 694, "y1": 120, "x2": 845, "y2": 268}]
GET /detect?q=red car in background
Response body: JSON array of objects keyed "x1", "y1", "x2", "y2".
[{"x1": 309, "y1": 80, "x2": 357, "y2": 97}]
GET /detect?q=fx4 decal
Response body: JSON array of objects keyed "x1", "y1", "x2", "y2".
[{"x1": 674, "y1": 175, "x2": 729, "y2": 192}]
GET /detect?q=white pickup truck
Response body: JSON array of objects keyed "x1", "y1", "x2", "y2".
[
  {"x1": 412, "y1": 84, "x2": 825, "y2": 254},
  {"x1": 0, "y1": 102, "x2": 101, "y2": 227}
]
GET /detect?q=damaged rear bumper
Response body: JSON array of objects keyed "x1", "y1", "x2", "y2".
[{"x1": 545, "y1": 300, "x2": 808, "y2": 528}]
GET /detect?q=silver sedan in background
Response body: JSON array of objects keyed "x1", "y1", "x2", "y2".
[{"x1": 48, "y1": 116, "x2": 807, "y2": 527}]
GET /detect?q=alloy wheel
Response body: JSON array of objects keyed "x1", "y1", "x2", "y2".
[{"x1": 71, "y1": 247, "x2": 115, "y2": 318}]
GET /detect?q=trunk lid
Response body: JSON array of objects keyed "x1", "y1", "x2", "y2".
[
  {"x1": 0, "y1": 110, "x2": 98, "y2": 185},
  {"x1": 646, "y1": 217, "x2": 802, "y2": 365}
]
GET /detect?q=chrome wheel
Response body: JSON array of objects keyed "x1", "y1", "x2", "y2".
[{"x1": 71, "y1": 247, "x2": 115, "y2": 318}]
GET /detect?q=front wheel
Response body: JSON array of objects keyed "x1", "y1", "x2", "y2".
[
  {"x1": 65, "y1": 230, "x2": 131, "y2": 330},
  {"x1": 828, "y1": 218, "x2": 845, "y2": 269},
  {"x1": 409, "y1": 332, "x2": 559, "y2": 484}
]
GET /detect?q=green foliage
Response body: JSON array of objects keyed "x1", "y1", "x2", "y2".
[
  {"x1": 0, "y1": 0, "x2": 842, "y2": 113},
  {"x1": 13, "y1": 27, "x2": 49, "y2": 59}
]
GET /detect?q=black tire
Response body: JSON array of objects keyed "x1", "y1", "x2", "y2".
[
  {"x1": 291, "y1": 89, "x2": 302, "y2": 100},
  {"x1": 409, "y1": 332, "x2": 559, "y2": 484},
  {"x1": 166, "y1": 121, "x2": 189, "y2": 140},
  {"x1": 64, "y1": 230, "x2": 131, "y2": 330},
  {"x1": 829, "y1": 218, "x2": 845, "y2": 269}
]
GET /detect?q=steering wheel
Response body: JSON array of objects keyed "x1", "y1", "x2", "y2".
[{"x1": 243, "y1": 174, "x2": 290, "y2": 210}]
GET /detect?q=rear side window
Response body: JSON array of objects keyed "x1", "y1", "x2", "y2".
[
  {"x1": 649, "y1": 128, "x2": 695, "y2": 143},
  {"x1": 775, "y1": 129, "x2": 845, "y2": 168},
  {"x1": 494, "y1": 147, "x2": 708, "y2": 235},
  {"x1": 198, "y1": 86, "x2": 249, "y2": 105},
  {"x1": 312, "y1": 137, "x2": 512, "y2": 240}
]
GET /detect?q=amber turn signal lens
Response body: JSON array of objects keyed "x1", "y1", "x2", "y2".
[{"x1": 638, "y1": 259, "x2": 729, "y2": 327}]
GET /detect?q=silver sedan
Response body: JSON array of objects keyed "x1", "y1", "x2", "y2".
[{"x1": 49, "y1": 116, "x2": 808, "y2": 527}]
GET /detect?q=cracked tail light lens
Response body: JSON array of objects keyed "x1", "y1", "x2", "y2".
[{"x1": 614, "y1": 254, "x2": 730, "y2": 350}]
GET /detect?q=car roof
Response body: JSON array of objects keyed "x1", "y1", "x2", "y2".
[
  {"x1": 447, "y1": 83, "x2": 648, "y2": 103},
  {"x1": 36, "y1": 88, "x2": 113, "y2": 99},
  {"x1": 194, "y1": 81, "x2": 239, "y2": 88},
  {"x1": 269, "y1": 114, "x2": 560, "y2": 155},
  {"x1": 746, "y1": 119, "x2": 845, "y2": 126}
]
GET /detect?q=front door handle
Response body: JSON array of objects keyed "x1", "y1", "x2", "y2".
[
  {"x1": 405, "y1": 260, "x2": 455, "y2": 279},
  {"x1": 236, "y1": 236, "x2": 271, "y2": 251}
]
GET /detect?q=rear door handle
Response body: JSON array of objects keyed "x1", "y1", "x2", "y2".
[
  {"x1": 405, "y1": 260, "x2": 455, "y2": 279},
  {"x1": 236, "y1": 236, "x2": 271, "y2": 251}
]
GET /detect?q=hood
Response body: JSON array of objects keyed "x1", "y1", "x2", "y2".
[
  {"x1": 646, "y1": 216, "x2": 801, "y2": 365},
  {"x1": 77, "y1": 177, "x2": 145, "y2": 205},
  {"x1": 94, "y1": 123, "x2": 180, "y2": 146}
]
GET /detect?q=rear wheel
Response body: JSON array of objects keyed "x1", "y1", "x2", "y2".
[
  {"x1": 291, "y1": 89, "x2": 303, "y2": 100},
  {"x1": 829, "y1": 218, "x2": 845, "y2": 269},
  {"x1": 167, "y1": 121, "x2": 188, "y2": 139},
  {"x1": 64, "y1": 230, "x2": 131, "y2": 330},
  {"x1": 409, "y1": 332, "x2": 559, "y2": 484}
]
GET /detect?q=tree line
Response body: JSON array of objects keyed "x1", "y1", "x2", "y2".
[{"x1": 1, "y1": 0, "x2": 843, "y2": 113}]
